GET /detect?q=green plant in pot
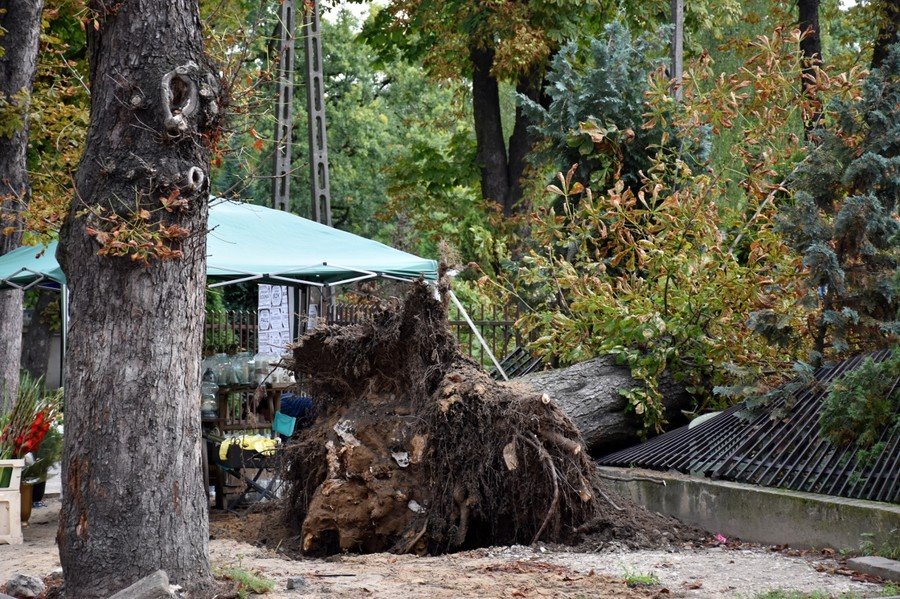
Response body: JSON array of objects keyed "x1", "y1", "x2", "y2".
[
  {"x1": 0, "y1": 373, "x2": 62, "y2": 496},
  {"x1": 23, "y1": 420, "x2": 63, "y2": 503}
]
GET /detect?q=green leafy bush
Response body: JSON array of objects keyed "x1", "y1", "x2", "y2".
[
  {"x1": 23, "y1": 419, "x2": 62, "y2": 482},
  {"x1": 519, "y1": 21, "x2": 673, "y2": 193},
  {"x1": 773, "y1": 44, "x2": 900, "y2": 361},
  {"x1": 483, "y1": 29, "x2": 863, "y2": 430},
  {"x1": 482, "y1": 28, "x2": 876, "y2": 430},
  {"x1": 820, "y1": 352, "x2": 899, "y2": 447}
]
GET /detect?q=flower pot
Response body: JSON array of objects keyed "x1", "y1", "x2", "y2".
[
  {"x1": 20, "y1": 482, "x2": 33, "y2": 523},
  {"x1": 31, "y1": 480, "x2": 46, "y2": 503}
]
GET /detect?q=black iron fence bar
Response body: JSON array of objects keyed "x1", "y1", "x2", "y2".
[{"x1": 203, "y1": 302, "x2": 523, "y2": 366}]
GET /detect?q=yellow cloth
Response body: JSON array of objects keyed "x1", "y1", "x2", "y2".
[{"x1": 219, "y1": 435, "x2": 279, "y2": 461}]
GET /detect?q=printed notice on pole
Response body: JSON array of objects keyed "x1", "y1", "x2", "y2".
[{"x1": 258, "y1": 284, "x2": 290, "y2": 355}]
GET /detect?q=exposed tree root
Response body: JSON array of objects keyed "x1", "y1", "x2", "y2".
[{"x1": 282, "y1": 282, "x2": 687, "y2": 556}]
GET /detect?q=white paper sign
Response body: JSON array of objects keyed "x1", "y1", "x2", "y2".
[{"x1": 258, "y1": 284, "x2": 290, "y2": 355}]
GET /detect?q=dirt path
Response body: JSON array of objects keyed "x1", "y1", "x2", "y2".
[{"x1": 1, "y1": 499, "x2": 888, "y2": 598}]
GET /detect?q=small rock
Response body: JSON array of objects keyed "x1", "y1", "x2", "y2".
[
  {"x1": 847, "y1": 555, "x2": 900, "y2": 583},
  {"x1": 286, "y1": 577, "x2": 308, "y2": 590},
  {"x1": 5, "y1": 573, "x2": 45, "y2": 598},
  {"x1": 391, "y1": 451, "x2": 410, "y2": 468},
  {"x1": 107, "y1": 570, "x2": 175, "y2": 599}
]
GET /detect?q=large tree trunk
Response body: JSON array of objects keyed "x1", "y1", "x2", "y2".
[
  {"x1": 516, "y1": 356, "x2": 692, "y2": 455},
  {"x1": 798, "y1": 0, "x2": 822, "y2": 133},
  {"x1": 470, "y1": 44, "x2": 510, "y2": 213},
  {"x1": 20, "y1": 289, "x2": 55, "y2": 381},
  {"x1": 871, "y1": 0, "x2": 899, "y2": 70},
  {"x1": 0, "y1": 0, "x2": 44, "y2": 410},
  {"x1": 506, "y1": 68, "x2": 546, "y2": 216},
  {"x1": 469, "y1": 44, "x2": 547, "y2": 217},
  {"x1": 56, "y1": 0, "x2": 221, "y2": 596}
]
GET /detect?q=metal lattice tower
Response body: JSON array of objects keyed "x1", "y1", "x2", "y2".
[
  {"x1": 271, "y1": 0, "x2": 296, "y2": 212},
  {"x1": 670, "y1": 0, "x2": 684, "y2": 101},
  {"x1": 303, "y1": 0, "x2": 332, "y2": 226}
]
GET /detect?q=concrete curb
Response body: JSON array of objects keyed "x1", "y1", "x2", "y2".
[
  {"x1": 846, "y1": 556, "x2": 900, "y2": 582},
  {"x1": 599, "y1": 466, "x2": 900, "y2": 551}
]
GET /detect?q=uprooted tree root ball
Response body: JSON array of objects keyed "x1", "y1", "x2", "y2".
[{"x1": 284, "y1": 282, "x2": 683, "y2": 556}]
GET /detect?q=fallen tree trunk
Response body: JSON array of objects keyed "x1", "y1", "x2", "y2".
[
  {"x1": 285, "y1": 283, "x2": 680, "y2": 556},
  {"x1": 516, "y1": 357, "x2": 692, "y2": 455}
]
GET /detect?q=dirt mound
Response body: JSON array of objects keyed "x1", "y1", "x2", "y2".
[{"x1": 284, "y1": 283, "x2": 684, "y2": 556}]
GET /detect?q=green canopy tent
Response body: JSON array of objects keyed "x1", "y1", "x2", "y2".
[
  {"x1": 0, "y1": 201, "x2": 507, "y2": 381},
  {"x1": 0, "y1": 200, "x2": 438, "y2": 290}
]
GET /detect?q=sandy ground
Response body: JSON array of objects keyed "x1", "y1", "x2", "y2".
[{"x1": 0, "y1": 499, "x2": 889, "y2": 599}]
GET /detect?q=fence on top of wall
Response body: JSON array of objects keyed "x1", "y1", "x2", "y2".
[{"x1": 203, "y1": 301, "x2": 524, "y2": 369}]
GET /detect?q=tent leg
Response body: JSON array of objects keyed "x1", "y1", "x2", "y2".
[
  {"x1": 60, "y1": 284, "x2": 68, "y2": 387},
  {"x1": 447, "y1": 289, "x2": 508, "y2": 381}
]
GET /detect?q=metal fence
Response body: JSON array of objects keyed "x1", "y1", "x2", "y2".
[
  {"x1": 203, "y1": 302, "x2": 523, "y2": 366},
  {"x1": 600, "y1": 349, "x2": 898, "y2": 503}
]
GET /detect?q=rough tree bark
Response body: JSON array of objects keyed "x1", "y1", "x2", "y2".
[
  {"x1": 20, "y1": 289, "x2": 55, "y2": 380},
  {"x1": 470, "y1": 45, "x2": 511, "y2": 213},
  {"x1": 871, "y1": 0, "x2": 899, "y2": 70},
  {"x1": 0, "y1": 0, "x2": 44, "y2": 410},
  {"x1": 798, "y1": 0, "x2": 822, "y2": 133},
  {"x1": 56, "y1": 0, "x2": 222, "y2": 596},
  {"x1": 469, "y1": 44, "x2": 547, "y2": 217},
  {"x1": 516, "y1": 356, "x2": 692, "y2": 455}
]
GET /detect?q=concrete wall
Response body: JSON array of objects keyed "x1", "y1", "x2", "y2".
[{"x1": 599, "y1": 466, "x2": 900, "y2": 551}]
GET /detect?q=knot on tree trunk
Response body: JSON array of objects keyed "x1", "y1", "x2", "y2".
[
  {"x1": 161, "y1": 62, "x2": 200, "y2": 136},
  {"x1": 159, "y1": 62, "x2": 221, "y2": 139}
]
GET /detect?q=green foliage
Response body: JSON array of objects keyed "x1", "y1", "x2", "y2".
[
  {"x1": 519, "y1": 21, "x2": 673, "y2": 193},
  {"x1": 23, "y1": 0, "x2": 90, "y2": 242},
  {"x1": 502, "y1": 162, "x2": 802, "y2": 429},
  {"x1": 23, "y1": 417, "x2": 62, "y2": 482},
  {"x1": 361, "y1": 0, "x2": 596, "y2": 82},
  {"x1": 481, "y1": 30, "x2": 844, "y2": 430},
  {"x1": 216, "y1": 566, "x2": 274, "y2": 598},
  {"x1": 0, "y1": 88, "x2": 29, "y2": 139},
  {"x1": 211, "y1": 9, "x2": 485, "y2": 265},
  {"x1": 204, "y1": 289, "x2": 239, "y2": 354},
  {"x1": 621, "y1": 567, "x2": 660, "y2": 587},
  {"x1": 776, "y1": 44, "x2": 900, "y2": 360},
  {"x1": 0, "y1": 371, "x2": 62, "y2": 459},
  {"x1": 820, "y1": 352, "x2": 899, "y2": 447},
  {"x1": 361, "y1": 0, "x2": 739, "y2": 81}
]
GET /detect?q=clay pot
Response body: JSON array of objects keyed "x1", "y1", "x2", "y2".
[{"x1": 20, "y1": 482, "x2": 33, "y2": 523}]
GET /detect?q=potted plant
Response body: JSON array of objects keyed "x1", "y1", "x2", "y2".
[
  {"x1": 23, "y1": 420, "x2": 62, "y2": 504},
  {"x1": 0, "y1": 373, "x2": 62, "y2": 521}
]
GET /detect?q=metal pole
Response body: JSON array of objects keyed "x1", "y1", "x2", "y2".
[
  {"x1": 670, "y1": 0, "x2": 684, "y2": 101},
  {"x1": 304, "y1": 0, "x2": 332, "y2": 226},
  {"x1": 272, "y1": 0, "x2": 296, "y2": 212},
  {"x1": 447, "y1": 289, "x2": 508, "y2": 381},
  {"x1": 60, "y1": 284, "x2": 68, "y2": 386}
]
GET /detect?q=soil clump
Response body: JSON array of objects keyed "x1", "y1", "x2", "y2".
[{"x1": 283, "y1": 283, "x2": 689, "y2": 556}]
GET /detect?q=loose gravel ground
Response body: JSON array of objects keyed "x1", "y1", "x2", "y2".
[{"x1": 1, "y1": 499, "x2": 890, "y2": 598}]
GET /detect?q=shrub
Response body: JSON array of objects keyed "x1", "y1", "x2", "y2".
[{"x1": 820, "y1": 351, "x2": 899, "y2": 447}]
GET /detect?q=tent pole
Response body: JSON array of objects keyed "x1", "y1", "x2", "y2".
[
  {"x1": 447, "y1": 289, "x2": 508, "y2": 381},
  {"x1": 60, "y1": 284, "x2": 68, "y2": 387}
]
